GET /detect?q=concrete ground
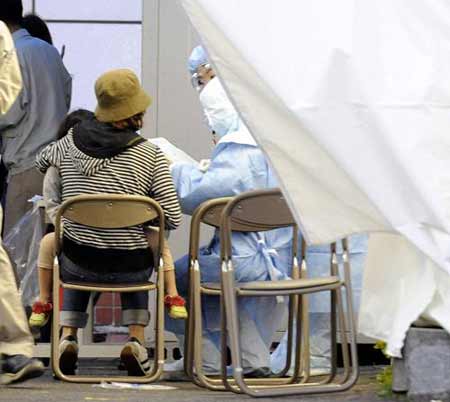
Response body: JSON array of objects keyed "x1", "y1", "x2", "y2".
[{"x1": 0, "y1": 361, "x2": 404, "y2": 402}]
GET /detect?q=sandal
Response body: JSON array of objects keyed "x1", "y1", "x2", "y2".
[
  {"x1": 164, "y1": 295, "x2": 188, "y2": 319},
  {"x1": 29, "y1": 301, "x2": 53, "y2": 328}
]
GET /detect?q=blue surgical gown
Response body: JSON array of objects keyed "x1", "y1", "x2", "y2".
[
  {"x1": 167, "y1": 133, "x2": 367, "y2": 371},
  {"x1": 167, "y1": 135, "x2": 293, "y2": 370}
]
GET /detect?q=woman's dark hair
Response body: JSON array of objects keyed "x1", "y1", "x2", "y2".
[
  {"x1": 22, "y1": 14, "x2": 53, "y2": 45},
  {"x1": 0, "y1": 0, "x2": 23, "y2": 26},
  {"x1": 57, "y1": 109, "x2": 94, "y2": 140}
]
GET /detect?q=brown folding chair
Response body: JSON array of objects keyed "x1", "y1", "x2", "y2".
[
  {"x1": 184, "y1": 192, "x2": 310, "y2": 392},
  {"x1": 51, "y1": 194, "x2": 165, "y2": 383},
  {"x1": 219, "y1": 189, "x2": 359, "y2": 396}
]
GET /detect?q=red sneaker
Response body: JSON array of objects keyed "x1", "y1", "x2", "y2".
[
  {"x1": 164, "y1": 295, "x2": 188, "y2": 319},
  {"x1": 29, "y1": 301, "x2": 53, "y2": 328}
]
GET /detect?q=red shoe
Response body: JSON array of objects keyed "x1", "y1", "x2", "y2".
[
  {"x1": 164, "y1": 295, "x2": 188, "y2": 319},
  {"x1": 29, "y1": 301, "x2": 53, "y2": 328}
]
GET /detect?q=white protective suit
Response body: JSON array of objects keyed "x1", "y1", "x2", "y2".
[{"x1": 167, "y1": 77, "x2": 293, "y2": 372}]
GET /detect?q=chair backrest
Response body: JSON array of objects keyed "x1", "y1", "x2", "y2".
[
  {"x1": 54, "y1": 194, "x2": 165, "y2": 254},
  {"x1": 227, "y1": 189, "x2": 295, "y2": 231},
  {"x1": 190, "y1": 189, "x2": 297, "y2": 260},
  {"x1": 189, "y1": 197, "x2": 231, "y2": 259},
  {"x1": 190, "y1": 196, "x2": 266, "y2": 259},
  {"x1": 220, "y1": 188, "x2": 297, "y2": 258},
  {"x1": 197, "y1": 191, "x2": 294, "y2": 232},
  {"x1": 201, "y1": 201, "x2": 229, "y2": 228},
  {"x1": 57, "y1": 194, "x2": 161, "y2": 228}
]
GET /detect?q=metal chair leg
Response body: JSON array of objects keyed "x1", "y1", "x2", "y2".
[
  {"x1": 152, "y1": 261, "x2": 165, "y2": 378},
  {"x1": 191, "y1": 264, "x2": 227, "y2": 391},
  {"x1": 335, "y1": 286, "x2": 351, "y2": 385},
  {"x1": 291, "y1": 298, "x2": 304, "y2": 383},
  {"x1": 342, "y1": 242, "x2": 360, "y2": 387},
  {"x1": 184, "y1": 259, "x2": 196, "y2": 377},
  {"x1": 222, "y1": 263, "x2": 247, "y2": 392},
  {"x1": 221, "y1": 297, "x2": 243, "y2": 393}
]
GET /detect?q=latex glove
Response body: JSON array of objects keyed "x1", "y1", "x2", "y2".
[{"x1": 198, "y1": 159, "x2": 211, "y2": 173}]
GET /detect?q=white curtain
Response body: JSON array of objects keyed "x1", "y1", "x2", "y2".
[{"x1": 180, "y1": 0, "x2": 450, "y2": 355}]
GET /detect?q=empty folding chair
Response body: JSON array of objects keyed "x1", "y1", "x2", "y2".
[
  {"x1": 220, "y1": 189, "x2": 359, "y2": 396},
  {"x1": 51, "y1": 194, "x2": 165, "y2": 383},
  {"x1": 184, "y1": 193, "x2": 309, "y2": 391}
]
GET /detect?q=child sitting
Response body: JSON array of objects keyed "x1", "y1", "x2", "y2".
[{"x1": 29, "y1": 110, "x2": 187, "y2": 329}]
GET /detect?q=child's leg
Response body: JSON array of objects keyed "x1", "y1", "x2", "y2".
[
  {"x1": 164, "y1": 266, "x2": 179, "y2": 296},
  {"x1": 37, "y1": 232, "x2": 56, "y2": 302},
  {"x1": 145, "y1": 228, "x2": 187, "y2": 319},
  {"x1": 145, "y1": 229, "x2": 178, "y2": 296},
  {"x1": 30, "y1": 233, "x2": 56, "y2": 327},
  {"x1": 160, "y1": 238, "x2": 179, "y2": 296}
]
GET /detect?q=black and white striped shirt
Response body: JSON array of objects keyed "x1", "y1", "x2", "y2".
[{"x1": 36, "y1": 131, "x2": 182, "y2": 254}]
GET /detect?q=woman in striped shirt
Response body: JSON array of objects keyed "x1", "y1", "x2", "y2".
[{"x1": 35, "y1": 69, "x2": 182, "y2": 376}]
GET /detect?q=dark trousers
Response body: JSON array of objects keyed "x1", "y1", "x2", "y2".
[
  {"x1": 59, "y1": 253, "x2": 152, "y2": 328},
  {"x1": 4, "y1": 168, "x2": 43, "y2": 237}
]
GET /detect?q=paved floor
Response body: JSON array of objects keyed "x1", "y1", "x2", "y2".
[{"x1": 0, "y1": 362, "x2": 403, "y2": 402}]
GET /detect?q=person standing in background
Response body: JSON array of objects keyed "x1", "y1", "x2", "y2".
[
  {"x1": 22, "y1": 13, "x2": 53, "y2": 45},
  {"x1": 0, "y1": 19, "x2": 44, "y2": 385},
  {"x1": 0, "y1": 0, "x2": 71, "y2": 236}
]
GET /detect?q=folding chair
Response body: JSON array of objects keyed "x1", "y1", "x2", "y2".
[
  {"x1": 51, "y1": 194, "x2": 165, "y2": 383},
  {"x1": 220, "y1": 189, "x2": 359, "y2": 396},
  {"x1": 184, "y1": 193, "x2": 310, "y2": 392}
]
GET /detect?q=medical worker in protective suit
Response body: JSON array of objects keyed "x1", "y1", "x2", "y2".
[
  {"x1": 165, "y1": 46, "x2": 293, "y2": 377},
  {"x1": 270, "y1": 236, "x2": 367, "y2": 374}
]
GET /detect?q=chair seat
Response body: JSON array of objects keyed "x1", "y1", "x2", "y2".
[
  {"x1": 62, "y1": 280, "x2": 155, "y2": 290},
  {"x1": 202, "y1": 276, "x2": 340, "y2": 292}
]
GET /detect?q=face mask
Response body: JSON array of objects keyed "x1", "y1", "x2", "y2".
[{"x1": 199, "y1": 77, "x2": 239, "y2": 138}]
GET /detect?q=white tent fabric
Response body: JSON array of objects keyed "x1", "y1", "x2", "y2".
[
  {"x1": 180, "y1": 0, "x2": 450, "y2": 356},
  {"x1": 360, "y1": 233, "x2": 450, "y2": 356}
]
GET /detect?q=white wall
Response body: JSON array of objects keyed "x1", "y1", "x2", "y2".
[
  {"x1": 22, "y1": 0, "x2": 33, "y2": 13},
  {"x1": 28, "y1": 1, "x2": 212, "y2": 260},
  {"x1": 35, "y1": 0, "x2": 142, "y2": 20},
  {"x1": 142, "y1": 0, "x2": 211, "y2": 157},
  {"x1": 49, "y1": 23, "x2": 141, "y2": 111},
  {"x1": 142, "y1": 0, "x2": 213, "y2": 260},
  {"x1": 27, "y1": 0, "x2": 142, "y2": 112}
]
